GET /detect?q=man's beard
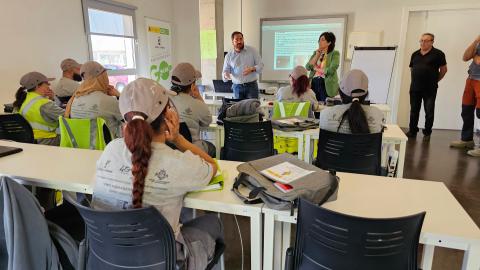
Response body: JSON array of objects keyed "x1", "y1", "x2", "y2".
[{"x1": 235, "y1": 43, "x2": 244, "y2": 50}]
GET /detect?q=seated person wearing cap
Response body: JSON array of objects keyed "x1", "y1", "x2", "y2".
[
  {"x1": 52, "y1": 58, "x2": 82, "y2": 106},
  {"x1": 170, "y1": 63, "x2": 216, "y2": 157},
  {"x1": 65, "y1": 61, "x2": 123, "y2": 138},
  {"x1": 92, "y1": 78, "x2": 223, "y2": 269},
  {"x1": 13, "y1": 71, "x2": 65, "y2": 146},
  {"x1": 276, "y1": 65, "x2": 319, "y2": 117},
  {"x1": 320, "y1": 69, "x2": 384, "y2": 134}
]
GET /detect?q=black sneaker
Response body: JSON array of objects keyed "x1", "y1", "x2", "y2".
[{"x1": 406, "y1": 131, "x2": 417, "y2": 138}]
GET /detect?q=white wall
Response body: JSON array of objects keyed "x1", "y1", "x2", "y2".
[
  {"x1": 0, "y1": 0, "x2": 202, "y2": 107},
  {"x1": 173, "y1": 0, "x2": 201, "y2": 69},
  {"x1": 223, "y1": 0, "x2": 479, "y2": 126}
]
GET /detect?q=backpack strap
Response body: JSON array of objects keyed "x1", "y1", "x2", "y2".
[
  {"x1": 317, "y1": 170, "x2": 340, "y2": 206},
  {"x1": 232, "y1": 173, "x2": 264, "y2": 205}
]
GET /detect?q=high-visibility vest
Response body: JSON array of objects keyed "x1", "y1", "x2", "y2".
[
  {"x1": 19, "y1": 92, "x2": 58, "y2": 139},
  {"x1": 272, "y1": 101, "x2": 311, "y2": 119},
  {"x1": 59, "y1": 116, "x2": 111, "y2": 150},
  {"x1": 272, "y1": 101, "x2": 311, "y2": 154}
]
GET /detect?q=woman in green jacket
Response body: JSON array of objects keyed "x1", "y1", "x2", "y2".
[{"x1": 305, "y1": 32, "x2": 340, "y2": 102}]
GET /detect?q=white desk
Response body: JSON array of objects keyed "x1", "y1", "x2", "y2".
[
  {"x1": 262, "y1": 172, "x2": 480, "y2": 270},
  {"x1": 0, "y1": 141, "x2": 264, "y2": 270},
  {"x1": 303, "y1": 124, "x2": 408, "y2": 178}
]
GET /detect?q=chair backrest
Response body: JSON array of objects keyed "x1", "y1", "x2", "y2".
[
  {"x1": 293, "y1": 199, "x2": 425, "y2": 270},
  {"x1": 222, "y1": 120, "x2": 274, "y2": 161},
  {"x1": 65, "y1": 193, "x2": 176, "y2": 270},
  {"x1": 315, "y1": 129, "x2": 382, "y2": 175},
  {"x1": 179, "y1": 122, "x2": 192, "y2": 142},
  {"x1": 59, "y1": 116, "x2": 112, "y2": 150},
  {"x1": 272, "y1": 101, "x2": 311, "y2": 119},
  {"x1": 0, "y1": 114, "x2": 35, "y2": 143}
]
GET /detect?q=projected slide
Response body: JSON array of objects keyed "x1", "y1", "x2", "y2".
[{"x1": 261, "y1": 17, "x2": 346, "y2": 82}]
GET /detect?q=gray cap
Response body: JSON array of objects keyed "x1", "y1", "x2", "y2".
[
  {"x1": 290, "y1": 65, "x2": 308, "y2": 80},
  {"x1": 60, "y1": 58, "x2": 81, "y2": 72},
  {"x1": 119, "y1": 78, "x2": 177, "y2": 123},
  {"x1": 80, "y1": 61, "x2": 106, "y2": 80},
  {"x1": 171, "y1": 63, "x2": 202, "y2": 86},
  {"x1": 340, "y1": 69, "x2": 369, "y2": 97},
  {"x1": 20, "y1": 72, "x2": 55, "y2": 89}
]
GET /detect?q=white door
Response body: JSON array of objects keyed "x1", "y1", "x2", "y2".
[{"x1": 399, "y1": 8, "x2": 480, "y2": 130}]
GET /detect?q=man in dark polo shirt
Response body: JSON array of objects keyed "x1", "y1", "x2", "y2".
[{"x1": 407, "y1": 33, "x2": 447, "y2": 140}]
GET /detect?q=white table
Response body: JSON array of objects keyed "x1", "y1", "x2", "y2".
[
  {"x1": 0, "y1": 140, "x2": 264, "y2": 270},
  {"x1": 262, "y1": 172, "x2": 480, "y2": 270},
  {"x1": 303, "y1": 124, "x2": 408, "y2": 178}
]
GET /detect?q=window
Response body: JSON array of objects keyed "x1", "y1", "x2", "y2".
[{"x1": 82, "y1": 0, "x2": 137, "y2": 91}]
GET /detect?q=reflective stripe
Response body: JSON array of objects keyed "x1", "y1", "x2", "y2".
[
  {"x1": 278, "y1": 102, "x2": 286, "y2": 117},
  {"x1": 19, "y1": 96, "x2": 43, "y2": 116},
  {"x1": 90, "y1": 119, "x2": 97, "y2": 150},
  {"x1": 61, "y1": 117, "x2": 79, "y2": 148},
  {"x1": 29, "y1": 121, "x2": 57, "y2": 132},
  {"x1": 295, "y1": 102, "x2": 306, "y2": 116}
]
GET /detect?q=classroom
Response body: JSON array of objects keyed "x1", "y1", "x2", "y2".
[{"x1": 0, "y1": 0, "x2": 479, "y2": 269}]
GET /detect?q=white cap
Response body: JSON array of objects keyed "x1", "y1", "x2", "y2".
[{"x1": 119, "y1": 78, "x2": 177, "y2": 123}]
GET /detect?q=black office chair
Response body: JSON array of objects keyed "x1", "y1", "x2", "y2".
[
  {"x1": 315, "y1": 129, "x2": 383, "y2": 175},
  {"x1": 166, "y1": 122, "x2": 192, "y2": 150},
  {"x1": 0, "y1": 114, "x2": 35, "y2": 143},
  {"x1": 285, "y1": 199, "x2": 426, "y2": 270},
  {"x1": 221, "y1": 120, "x2": 274, "y2": 161},
  {"x1": 64, "y1": 192, "x2": 177, "y2": 270},
  {"x1": 3, "y1": 103, "x2": 13, "y2": 113}
]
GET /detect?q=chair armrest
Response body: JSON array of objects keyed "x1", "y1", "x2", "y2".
[{"x1": 284, "y1": 247, "x2": 294, "y2": 270}]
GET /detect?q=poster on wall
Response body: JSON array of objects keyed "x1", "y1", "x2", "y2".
[{"x1": 145, "y1": 17, "x2": 172, "y2": 88}]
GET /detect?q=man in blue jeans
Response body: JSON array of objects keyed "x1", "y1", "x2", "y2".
[{"x1": 222, "y1": 31, "x2": 264, "y2": 99}]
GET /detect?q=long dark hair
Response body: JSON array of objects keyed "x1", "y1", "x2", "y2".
[
  {"x1": 123, "y1": 111, "x2": 164, "y2": 208},
  {"x1": 13, "y1": 86, "x2": 35, "y2": 110},
  {"x1": 292, "y1": 75, "x2": 309, "y2": 97},
  {"x1": 338, "y1": 90, "x2": 370, "y2": 134},
  {"x1": 319, "y1": 32, "x2": 336, "y2": 53}
]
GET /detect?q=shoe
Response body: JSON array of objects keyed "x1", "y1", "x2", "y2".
[
  {"x1": 405, "y1": 131, "x2": 417, "y2": 138},
  {"x1": 450, "y1": 140, "x2": 475, "y2": 149},
  {"x1": 423, "y1": 135, "x2": 431, "y2": 141},
  {"x1": 467, "y1": 148, "x2": 480, "y2": 157}
]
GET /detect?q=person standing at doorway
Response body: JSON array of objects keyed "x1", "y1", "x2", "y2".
[
  {"x1": 450, "y1": 35, "x2": 480, "y2": 157},
  {"x1": 222, "y1": 31, "x2": 264, "y2": 99},
  {"x1": 406, "y1": 33, "x2": 447, "y2": 140}
]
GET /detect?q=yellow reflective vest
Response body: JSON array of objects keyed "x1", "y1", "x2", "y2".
[{"x1": 19, "y1": 92, "x2": 58, "y2": 139}]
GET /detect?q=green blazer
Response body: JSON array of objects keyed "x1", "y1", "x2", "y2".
[{"x1": 305, "y1": 50, "x2": 340, "y2": 97}]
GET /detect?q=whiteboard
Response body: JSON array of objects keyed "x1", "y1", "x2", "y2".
[{"x1": 350, "y1": 47, "x2": 396, "y2": 104}]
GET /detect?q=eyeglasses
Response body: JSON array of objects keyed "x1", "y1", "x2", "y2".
[{"x1": 419, "y1": 39, "x2": 433, "y2": 43}]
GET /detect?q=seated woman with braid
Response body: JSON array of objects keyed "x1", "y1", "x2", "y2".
[
  {"x1": 320, "y1": 69, "x2": 384, "y2": 134},
  {"x1": 92, "y1": 78, "x2": 223, "y2": 269}
]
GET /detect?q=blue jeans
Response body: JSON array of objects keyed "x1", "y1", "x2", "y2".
[
  {"x1": 311, "y1": 76, "x2": 327, "y2": 102},
  {"x1": 232, "y1": 81, "x2": 259, "y2": 99}
]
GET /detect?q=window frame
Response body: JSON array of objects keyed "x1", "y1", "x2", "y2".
[{"x1": 81, "y1": 0, "x2": 139, "y2": 78}]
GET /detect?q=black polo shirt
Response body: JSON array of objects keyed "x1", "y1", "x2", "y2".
[{"x1": 409, "y1": 47, "x2": 446, "y2": 92}]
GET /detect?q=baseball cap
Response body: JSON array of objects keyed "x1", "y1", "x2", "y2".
[
  {"x1": 20, "y1": 72, "x2": 55, "y2": 89},
  {"x1": 60, "y1": 58, "x2": 81, "y2": 72},
  {"x1": 80, "y1": 61, "x2": 106, "y2": 80},
  {"x1": 290, "y1": 66, "x2": 308, "y2": 80},
  {"x1": 339, "y1": 69, "x2": 369, "y2": 97},
  {"x1": 119, "y1": 78, "x2": 177, "y2": 123},
  {"x1": 171, "y1": 63, "x2": 202, "y2": 86}
]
